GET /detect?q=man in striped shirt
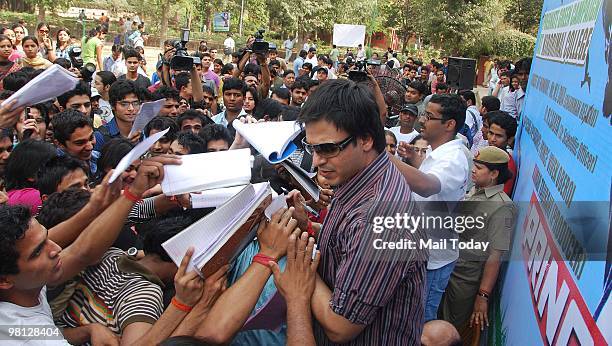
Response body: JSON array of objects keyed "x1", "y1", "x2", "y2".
[{"x1": 299, "y1": 79, "x2": 427, "y2": 345}]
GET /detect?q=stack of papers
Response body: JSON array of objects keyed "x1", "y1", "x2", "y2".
[
  {"x1": 161, "y1": 148, "x2": 252, "y2": 195},
  {"x1": 233, "y1": 120, "x2": 301, "y2": 163},
  {"x1": 1, "y1": 64, "x2": 79, "y2": 109}
]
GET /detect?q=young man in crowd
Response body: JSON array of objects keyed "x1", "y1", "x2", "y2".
[
  {"x1": 169, "y1": 131, "x2": 206, "y2": 155},
  {"x1": 118, "y1": 48, "x2": 151, "y2": 90},
  {"x1": 177, "y1": 110, "x2": 212, "y2": 134},
  {"x1": 103, "y1": 44, "x2": 123, "y2": 73},
  {"x1": 458, "y1": 90, "x2": 482, "y2": 140},
  {"x1": 471, "y1": 96, "x2": 501, "y2": 155},
  {"x1": 0, "y1": 128, "x2": 13, "y2": 186},
  {"x1": 51, "y1": 109, "x2": 99, "y2": 179},
  {"x1": 388, "y1": 104, "x2": 420, "y2": 146},
  {"x1": 281, "y1": 70, "x2": 295, "y2": 89},
  {"x1": 395, "y1": 94, "x2": 469, "y2": 322},
  {"x1": 200, "y1": 52, "x2": 220, "y2": 89},
  {"x1": 293, "y1": 50, "x2": 307, "y2": 77},
  {"x1": 405, "y1": 80, "x2": 428, "y2": 116},
  {"x1": 93, "y1": 71, "x2": 117, "y2": 124},
  {"x1": 212, "y1": 78, "x2": 247, "y2": 137},
  {"x1": 57, "y1": 81, "x2": 102, "y2": 128},
  {"x1": 36, "y1": 155, "x2": 89, "y2": 201},
  {"x1": 485, "y1": 110, "x2": 518, "y2": 195},
  {"x1": 94, "y1": 80, "x2": 142, "y2": 151},
  {"x1": 199, "y1": 124, "x2": 232, "y2": 152},
  {"x1": 152, "y1": 86, "x2": 182, "y2": 118},
  {"x1": 290, "y1": 78, "x2": 309, "y2": 108},
  {"x1": 144, "y1": 116, "x2": 179, "y2": 156}
]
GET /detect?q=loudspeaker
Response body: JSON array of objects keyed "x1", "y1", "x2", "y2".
[{"x1": 447, "y1": 57, "x2": 476, "y2": 90}]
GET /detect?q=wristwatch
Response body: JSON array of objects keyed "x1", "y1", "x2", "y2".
[{"x1": 127, "y1": 247, "x2": 138, "y2": 257}]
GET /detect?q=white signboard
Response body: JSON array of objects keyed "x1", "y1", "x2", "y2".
[{"x1": 332, "y1": 24, "x2": 366, "y2": 47}]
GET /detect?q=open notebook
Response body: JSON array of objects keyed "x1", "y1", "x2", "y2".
[
  {"x1": 128, "y1": 98, "x2": 166, "y2": 137},
  {"x1": 281, "y1": 159, "x2": 320, "y2": 202},
  {"x1": 1, "y1": 64, "x2": 79, "y2": 109},
  {"x1": 162, "y1": 182, "x2": 272, "y2": 277},
  {"x1": 161, "y1": 148, "x2": 252, "y2": 196},
  {"x1": 233, "y1": 120, "x2": 301, "y2": 163}
]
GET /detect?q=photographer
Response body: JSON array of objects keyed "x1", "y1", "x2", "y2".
[{"x1": 232, "y1": 33, "x2": 271, "y2": 100}]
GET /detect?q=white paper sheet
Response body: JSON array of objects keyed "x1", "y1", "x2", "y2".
[
  {"x1": 232, "y1": 120, "x2": 301, "y2": 163},
  {"x1": 108, "y1": 128, "x2": 169, "y2": 183},
  {"x1": 264, "y1": 194, "x2": 288, "y2": 219},
  {"x1": 161, "y1": 148, "x2": 252, "y2": 196},
  {"x1": 128, "y1": 98, "x2": 166, "y2": 137},
  {"x1": 190, "y1": 185, "x2": 247, "y2": 209},
  {"x1": 1, "y1": 64, "x2": 79, "y2": 109}
]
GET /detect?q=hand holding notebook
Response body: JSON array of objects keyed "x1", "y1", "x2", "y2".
[{"x1": 232, "y1": 120, "x2": 301, "y2": 163}]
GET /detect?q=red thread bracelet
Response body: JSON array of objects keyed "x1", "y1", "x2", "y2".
[
  {"x1": 252, "y1": 253, "x2": 276, "y2": 267},
  {"x1": 123, "y1": 188, "x2": 142, "y2": 203},
  {"x1": 171, "y1": 297, "x2": 193, "y2": 312},
  {"x1": 306, "y1": 220, "x2": 316, "y2": 237}
]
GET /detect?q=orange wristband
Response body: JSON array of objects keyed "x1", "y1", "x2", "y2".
[
  {"x1": 171, "y1": 297, "x2": 193, "y2": 312},
  {"x1": 252, "y1": 253, "x2": 276, "y2": 267},
  {"x1": 123, "y1": 188, "x2": 142, "y2": 203}
]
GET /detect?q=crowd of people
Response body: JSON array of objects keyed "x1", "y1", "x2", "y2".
[{"x1": 0, "y1": 17, "x2": 532, "y2": 346}]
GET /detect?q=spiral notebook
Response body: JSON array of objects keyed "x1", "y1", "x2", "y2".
[{"x1": 233, "y1": 120, "x2": 301, "y2": 163}]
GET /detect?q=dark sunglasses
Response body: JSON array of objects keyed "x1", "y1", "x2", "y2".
[{"x1": 302, "y1": 135, "x2": 354, "y2": 158}]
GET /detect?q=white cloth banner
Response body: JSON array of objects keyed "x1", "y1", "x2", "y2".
[{"x1": 332, "y1": 24, "x2": 366, "y2": 47}]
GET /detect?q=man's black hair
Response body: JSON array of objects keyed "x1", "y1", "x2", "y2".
[
  {"x1": 176, "y1": 131, "x2": 206, "y2": 154},
  {"x1": 481, "y1": 96, "x2": 501, "y2": 112},
  {"x1": 175, "y1": 73, "x2": 191, "y2": 93},
  {"x1": 201, "y1": 85, "x2": 215, "y2": 96},
  {"x1": 198, "y1": 124, "x2": 233, "y2": 151},
  {"x1": 407, "y1": 80, "x2": 428, "y2": 96},
  {"x1": 54, "y1": 58, "x2": 71, "y2": 69},
  {"x1": 298, "y1": 50, "x2": 307, "y2": 58},
  {"x1": 271, "y1": 87, "x2": 290, "y2": 101},
  {"x1": 437, "y1": 83, "x2": 448, "y2": 91},
  {"x1": 57, "y1": 81, "x2": 91, "y2": 109},
  {"x1": 254, "y1": 98, "x2": 283, "y2": 120},
  {"x1": 280, "y1": 104, "x2": 301, "y2": 121},
  {"x1": 458, "y1": 90, "x2": 477, "y2": 106},
  {"x1": 4, "y1": 140, "x2": 57, "y2": 191},
  {"x1": 36, "y1": 155, "x2": 87, "y2": 196},
  {"x1": 153, "y1": 85, "x2": 181, "y2": 102},
  {"x1": 143, "y1": 216, "x2": 194, "y2": 262},
  {"x1": 244, "y1": 63, "x2": 261, "y2": 77},
  {"x1": 177, "y1": 110, "x2": 213, "y2": 129},
  {"x1": 298, "y1": 79, "x2": 385, "y2": 153},
  {"x1": 222, "y1": 78, "x2": 246, "y2": 95},
  {"x1": 143, "y1": 116, "x2": 179, "y2": 140},
  {"x1": 2, "y1": 70, "x2": 30, "y2": 92},
  {"x1": 0, "y1": 89, "x2": 14, "y2": 101},
  {"x1": 0, "y1": 127, "x2": 14, "y2": 141},
  {"x1": 290, "y1": 78, "x2": 309, "y2": 92},
  {"x1": 428, "y1": 94, "x2": 467, "y2": 134},
  {"x1": 109, "y1": 80, "x2": 141, "y2": 106},
  {"x1": 51, "y1": 109, "x2": 93, "y2": 145},
  {"x1": 487, "y1": 110, "x2": 518, "y2": 138},
  {"x1": 220, "y1": 63, "x2": 234, "y2": 75},
  {"x1": 302, "y1": 62, "x2": 313, "y2": 71},
  {"x1": 96, "y1": 71, "x2": 117, "y2": 87},
  {"x1": 97, "y1": 138, "x2": 134, "y2": 178},
  {"x1": 123, "y1": 48, "x2": 141, "y2": 61},
  {"x1": 38, "y1": 188, "x2": 91, "y2": 229},
  {"x1": 284, "y1": 70, "x2": 295, "y2": 77},
  {"x1": 0, "y1": 205, "x2": 32, "y2": 276}
]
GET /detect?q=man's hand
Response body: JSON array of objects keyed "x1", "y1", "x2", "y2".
[
  {"x1": 0, "y1": 190, "x2": 8, "y2": 204},
  {"x1": 469, "y1": 295, "x2": 489, "y2": 331},
  {"x1": 255, "y1": 52, "x2": 267, "y2": 65},
  {"x1": 21, "y1": 118, "x2": 41, "y2": 140},
  {"x1": 309, "y1": 188, "x2": 333, "y2": 211},
  {"x1": 174, "y1": 247, "x2": 205, "y2": 307},
  {"x1": 269, "y1": 231, "x2": 320, "y2": 303},
  {"x1": 129, "y1": 154, "x2": 181, "y2": 197},
  {"x1": 89, "y1": 170, "x2": 122, "y2": 211},
  {"x1": 257, "y1": 207, "x2": 298, "y2": 260},
  {"x1": 0, "y1": 99, "x2": 24, "y2": 128},
  {"x1": 88, "y1": 323, "x2": 120, "y2": 346},
  {"x1": 397, "y1": 142, "x2": 416, "y2": 161},
  {"x1": 285, "y1": 190, "x2": 309, "y2": 232},
  {"x1": 128, "y1": 131, "x2": 141, "y2": 144},
  {"x1": 193, "y1": 264, "x2": 229, "y2": 312}
]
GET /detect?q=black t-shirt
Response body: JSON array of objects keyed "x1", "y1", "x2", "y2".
[{"x1": 118, "y1": 74, "x2": 151, "y2": 90}]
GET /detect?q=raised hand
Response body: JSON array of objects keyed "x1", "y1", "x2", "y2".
[
  {"x1": 174, "y1": 247, "x2": 205, "y2": 307},
  {"x1": 257, "y1": 207, "x2": 298, "y2": 260}
]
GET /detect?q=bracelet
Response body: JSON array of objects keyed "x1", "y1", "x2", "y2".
[
  {"x1": 477, "y1": 290, "x2": 490, "y2": 301},
  {"x1": 306, "y1": 220, "x2": 316, "y2": 237},
  {"x1": 252, "y1": 253, "x2": 276, "y2": 267},
  {"x1": 123, "y1": 188, "x2": 142, "y2": 203},
  {"x1": 171, "y1": 297, "x2": 193, "y2": 312}
]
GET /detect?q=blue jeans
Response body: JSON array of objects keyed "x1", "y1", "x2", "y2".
[{"x1": 424, "y1": 261, "x2": 456, "y2": 322}]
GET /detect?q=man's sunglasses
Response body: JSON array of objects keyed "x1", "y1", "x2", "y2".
[{"x1": 302, "y1": 136, "x2": 354, "y2": 158}]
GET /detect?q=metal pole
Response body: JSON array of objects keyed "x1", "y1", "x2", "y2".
[{"x1": 239, "y1": 0, "x2": 245, "y2": 36}]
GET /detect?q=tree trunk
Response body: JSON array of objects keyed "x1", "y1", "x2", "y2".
[
  {"x1": 38, "y1": 4, "x2": 46, "y2": 22},
  {"x1": 160, "y1": 0, "x2": 169, "y2": 46}
]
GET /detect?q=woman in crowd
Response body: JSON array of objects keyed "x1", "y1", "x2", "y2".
[
  {"x1": 55, "y1": 28, "x2": 75, "y2": 60},
  {"x1": 1, "y1": 27, "x2": 22, "y2": 62},
  {"x1": 36, "y1": 22, "x2": 56, "y2": 62},
  {"x1": 82, "y1": 26, "x2": 106, "y2": 70},
  {"x1": 440, "y1": 146, "x2": 516, "y2": 344},
  {"x1": 0, "y1": 34, "x2": 21, "y2": 90},
  {"x1": 403, "y1": 134, "x2": 429, "y2": 168},
  {"x1": 243, "y1": 87, "x2": 258, "y2": 115},
  {"x1": 11, "y1": 24, "x2": 25, "y2": 52},
  {"x1": 384, "y1": 129, "x2": 397, "y2": 156},
  {"x1": 18, "y1": 36, "x2": 52, "y2": 69}
]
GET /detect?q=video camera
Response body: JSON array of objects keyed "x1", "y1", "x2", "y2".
[
  {"x1": 252, "y1": 29, "x2": 269, "y2": 54},
  {"x1": 348, "y1": 58, "x2": 380, "y2": 83},
  {"x1": 170, "y1": 29, "x2": 200, "y2": 71},
  {"x1": 68, "y1": 47, "x2": 96, "y2": 82}
]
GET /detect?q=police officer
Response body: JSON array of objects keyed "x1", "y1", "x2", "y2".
[{"x1": 439, "y1": 146, "x2": 517, "y2": 343}]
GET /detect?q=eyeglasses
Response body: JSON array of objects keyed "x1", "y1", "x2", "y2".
[
  {"x1": 302, "y1": 135, "x2": 354, "y2": 158},
  {"x1": 118, "y1": 101, "x2": 141, "y2": 108},
  {"x1": 38, "y1": 29, "x2": 49, "y2": 34},
  {"x1": 424, "y1": 113, "x2": 445, "y2": 122}
]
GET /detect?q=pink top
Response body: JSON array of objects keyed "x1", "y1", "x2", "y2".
[{"x1": 9, "y1": 49, "x2": 24, "y2": 62}]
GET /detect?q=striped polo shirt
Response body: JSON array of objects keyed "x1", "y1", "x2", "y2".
[{"x1": 314, "y1": 151, "x2": 427, "y2": 345}]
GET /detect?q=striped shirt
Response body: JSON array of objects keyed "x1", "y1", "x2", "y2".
[
  {"x1": 56, "y1": 248, "x2": 164, "y2": 337},
  {"x1": 314, "y1": 152, "x2": 427, "y2": 345}
]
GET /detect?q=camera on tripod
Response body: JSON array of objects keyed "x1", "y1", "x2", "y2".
[
  {"x1": 252, "y1": 29, "x2": 269, "y2": 54},
  {"x1": 68, "y1": 47, "x2": 96, "y2": 82},
  {"x1": 170, "y1": 28, "x2": 200, "y2": 71}
]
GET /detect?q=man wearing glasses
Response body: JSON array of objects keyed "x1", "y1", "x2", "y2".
[
  {"x1": 94, "y1": 80, "x2": 142, "y2": 151},
  {"x1": 395, "y1": 94, "x2": 470, "y2": 322},
  {"x1": 298, "y1": 79, "x2": 427, "y2": 345}
]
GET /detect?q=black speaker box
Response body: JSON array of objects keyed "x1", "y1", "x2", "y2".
[{"x1": 447, "y1": 57, "x2": 476, "y2": 90}]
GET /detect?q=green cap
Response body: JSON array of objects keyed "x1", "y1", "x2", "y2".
[{"x1": 474, "y1": 146, "x2": 509, "y2": 165}]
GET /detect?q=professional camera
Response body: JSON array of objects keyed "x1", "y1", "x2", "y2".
[
  {"x1": 68, "y1": 47, "x2": 96, "y2": 82},
  {"x1": 170, "y1": 29, "x2": 198, "y2": 71},
  {"x1": 252, "y1": 29, "x2": 269, "y2": 54},
  {"x1": 349, "y1": 59, "x2": 368, "y2": 83}
]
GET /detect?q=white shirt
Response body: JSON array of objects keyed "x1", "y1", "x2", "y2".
[
  {"x1": 304, "y1": 55, "x2": 318, "y2": 67},
  {"x1": 412, "y1": 139, "x2": 469, "y2": 269},
  {"x1": 223, "y1": 37, "x2": 235, "y2": 49},
  {"x1": 213, "y1": 109, "x2": 248, "y2": 126},
  {"x1": 0, "y1": 287, "x2": 71, "y2": 345},
  {"x1": 389, "y1": 57, "x2": 400, "y2": 69},
  {"x1": 389, "y1": 127, "x2": 419, "y2": 145},
  {"x1": 497, "y1": 85, "x2": 510, "y2": 109},
  {"x1": 303, "y1": 43, "x2": 310, "y2": 51},
  {"x1": 356, "y1": 48, "x2": 365, "y2": 61},
  {"x1": 465, "y1": 105, "x2": 482, "y2": 132}
]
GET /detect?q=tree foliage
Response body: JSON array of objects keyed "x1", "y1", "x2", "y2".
[{"x1": 504, "y1": 0, "x2": 544, "y2": 35}]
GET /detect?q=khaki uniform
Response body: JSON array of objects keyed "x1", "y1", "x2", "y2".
[{"x1": 440, "y1": 184, "x2": 517, "y2": 343}]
